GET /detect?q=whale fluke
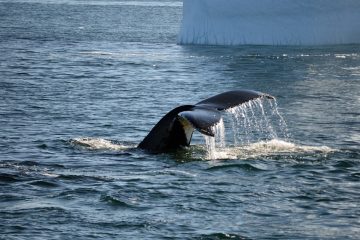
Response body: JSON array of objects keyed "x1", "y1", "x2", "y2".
[{"x1": 138, "y1": 90, "x2": 274, "y2": 153}]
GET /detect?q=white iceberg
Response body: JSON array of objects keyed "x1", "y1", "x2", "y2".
[{"x1": 178, "y1": 0, "x2": 360, "y2": 45}]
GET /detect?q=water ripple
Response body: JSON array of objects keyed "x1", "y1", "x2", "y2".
[{"x1": 207, "y1": 163, "x2": 266, "y2": 172}]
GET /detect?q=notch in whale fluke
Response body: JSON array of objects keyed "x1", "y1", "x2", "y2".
[{"x1": 138, "y1": 90, "x2": 274, "y2": 153}]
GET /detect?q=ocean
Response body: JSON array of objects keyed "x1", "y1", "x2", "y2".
[{"x1": 0, "y1": 0, "x2": 359, "y2": 239}]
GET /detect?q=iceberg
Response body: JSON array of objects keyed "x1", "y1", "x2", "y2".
[{"x1": 178, "y1": 0, "x2": 360, "y2": 45}]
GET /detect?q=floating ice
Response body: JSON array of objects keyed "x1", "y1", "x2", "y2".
[{"x1": 178, "y1": 0, "x2": 360, "y2": 45}]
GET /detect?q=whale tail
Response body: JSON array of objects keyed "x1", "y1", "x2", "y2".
[{"x1": 138, "y1": 90, "x2": 274, "y2": 153}]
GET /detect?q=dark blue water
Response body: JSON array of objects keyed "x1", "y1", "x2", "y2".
[{"x1": 1, "y1": 1, "x2": 359, "y2": 239}]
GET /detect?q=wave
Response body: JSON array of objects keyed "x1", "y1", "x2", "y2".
[
  {"x1": 99, "y1": 194, "x2": 142, "y2": 209},
  {"x1": 79, "y1": 51, "x2": 114, "y2": 56},
  {"x1": 195, "y1": 233, "x2": 251, "y2": 240}
]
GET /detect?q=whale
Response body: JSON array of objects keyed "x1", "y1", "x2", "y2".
[{"x1": 138, "y1": 90, "x2": 274, "y2": 153}]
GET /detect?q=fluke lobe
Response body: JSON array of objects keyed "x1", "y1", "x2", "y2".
[{"x1": 138, "y1": 90, "x2": 274, "y2": 153}]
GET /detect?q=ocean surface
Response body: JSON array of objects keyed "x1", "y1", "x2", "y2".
[{"x1": 1, "y1": 0, "x2": 359, "y2": 239}]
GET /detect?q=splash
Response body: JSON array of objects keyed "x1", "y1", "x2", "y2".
[
  {"x1": 202, "y1": 97, "x2": 294, "y2": 159},
  {"x1": 70, "y1": 137, "x2": 130, "y2": 151},
  {"x1": 201, "y1": 98, "x2": 336, "y2": 160},
  {"x1": 226, "y1": 98, "x2": 290, "y2": 144}
]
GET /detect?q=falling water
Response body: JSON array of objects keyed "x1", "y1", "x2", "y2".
[
  {"x1": 204, "y1": 118, "x2": 226, "y2": 159},
  {"x1": 227, "y1": 98, "x2": 290, "y2": 144},
  {"x1": 203, "y1": 97, "x2": 290, "y2": 159},
  {"x1": 268, "y1": 99, "x2": 290, "y2": 139}
]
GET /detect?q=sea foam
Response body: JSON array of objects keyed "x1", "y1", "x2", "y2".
[{"x1": 70, "y1": 137, "x2": 130, "y2": 151}]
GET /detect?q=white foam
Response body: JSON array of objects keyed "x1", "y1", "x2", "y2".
[
  {"x1": 201, "y1": 139, "x2": 335, "y2": 160},
  {"x1": 71, "y1": 137, "x2": 130, "y2": 151},
  {"x1": 178, "y1": 0, "x2": 360, "y2": 45},
  {"x1": 239, "y1": 139, "x2": 334, "y2": 156}
]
